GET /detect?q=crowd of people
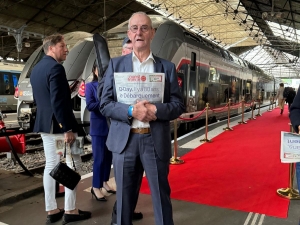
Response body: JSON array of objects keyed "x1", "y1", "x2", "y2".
[{"x1": 30, "y1": 12, "x2": 184, "y2": 225}]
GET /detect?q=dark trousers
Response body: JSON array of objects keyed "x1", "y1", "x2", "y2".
[
  {"x1": 113, "y1": 133, "x2": 174, "y2": 225},
  {"x1": 91, "y1": 135, "x2": 112, "y2": 188}
]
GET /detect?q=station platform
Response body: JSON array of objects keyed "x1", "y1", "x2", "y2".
[{"x1": 1, "y1": 105, "x2": 300, "y2": 225}]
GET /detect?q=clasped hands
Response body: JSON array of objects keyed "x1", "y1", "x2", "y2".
[{"x1": 132, "y1": 100, "x2": 157, "y2": 122}]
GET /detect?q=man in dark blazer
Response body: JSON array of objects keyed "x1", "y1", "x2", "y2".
[
  {"x1": 290, "y1": 87, "x2": 300, "y2": 132},
  {"x1": 100, "y1": 12, "x2": 185, "y2": 225},
  {"x1": 290, "y1": 87, "x2": 300, "y2": 205},
  {"x1": 30, "y1": 34, "x2": 91, "y2": 224}
]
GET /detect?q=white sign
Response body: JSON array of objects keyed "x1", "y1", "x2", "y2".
[
  {"x1": 280, "y1": 131, "x2": 300, "y2": 163},
  {"x1": 55, "y1": 137, "x2": 84, "y2": 155},
  {"x1": 114, "y1": 72, "x2": 165, "y2": 104}
]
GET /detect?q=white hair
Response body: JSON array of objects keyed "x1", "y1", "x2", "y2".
[{"x1": 128, "y1": 12, "x2": 153, "y2": 29}]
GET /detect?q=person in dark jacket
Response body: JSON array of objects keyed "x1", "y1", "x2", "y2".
[
  {"x1": 85, "y1": 65, "x2": 115, "y2": 201},
  {"x1": 100, "y1": 12, "x2": 185, "y2": 225},
  {"x1": 30, "y1": 33, "x2": 91, "y2": 224},
  {"x1": 284, "y1": 87, "x2": 296, "y2": 111},
  {"x1": 289, "y1": 86, "x2": 300, "y2": 198}
]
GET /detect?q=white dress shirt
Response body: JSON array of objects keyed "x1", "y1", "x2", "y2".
[{"x1": 131, "y1": 51, "x2": 155, "y2": 128}]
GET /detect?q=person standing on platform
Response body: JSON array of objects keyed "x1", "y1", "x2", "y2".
[
  {"x1": 85, "y1": 64, "x2": 116, "y2": 202},
  {"x1": 284, "y1": 87, "x2": 296, "y2": 111},
  {"x1": 276, "y1": 83, "x2": 285, "y2": 114},
  {"x1": 30, "y1": 34, "x2": 91, "y2": 224},
  {"x1": 110, "y1": 37, "x2": 143, "y2": 225},
  {"x1": 100, "y1": 12, "x2": 185, "y2": 225},
  {"x1": 122, "y1": 37, "x2": 133, "y2": 56},
  {"x1": 289, "y1": 88, "x2": 300, "y2": 199}
]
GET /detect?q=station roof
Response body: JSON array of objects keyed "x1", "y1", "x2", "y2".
[{"x1": 0, "y1": 0, "x2": 299, "y2": 78}]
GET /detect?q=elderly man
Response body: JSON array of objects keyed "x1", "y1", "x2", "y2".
[
  {"x1": 110, "y1": 36, "x2": 143, "y2": 225},
  {"x1": 100, "y1": 12, "x2": 184, "y2": 225}
]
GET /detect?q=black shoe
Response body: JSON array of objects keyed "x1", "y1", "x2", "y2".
[
  {"x1": 132, "y1": 211, "x2": 143, "y2": 220},
  {"x1": 46, "y1": 209, "x2": 64, "y2": 224},
  {"x1": 103, "y1": 186, "x2": 116, "y2": 194},
  {"x1": 62, "y1": 210, "x2": 91, "y2": 225},
  {"x1": 91, "y1": 187, "x2": 107, "y2": 201}
]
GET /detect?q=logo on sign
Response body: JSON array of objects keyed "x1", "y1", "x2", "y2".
[
  {"x1": 141, "y1": 76, "x2": 146, "y2": 82},
  {"x1": 149, "y1": 75, "x2": 162, "y2": 82}
]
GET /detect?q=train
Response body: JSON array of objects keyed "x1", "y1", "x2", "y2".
[
  {"x1": 15, "y1": 15, "x2": 280, "y2": 136},
  {"x1": 151, "y1": 20, "x2": 280, "y2": 130},
  {"x1": 0, "y1": 61, "x2": 24, "y2": 112}
]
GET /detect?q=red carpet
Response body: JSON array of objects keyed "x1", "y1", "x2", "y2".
[{"x1": 140, "y1": 106, "x2": 291, "y2": 218}]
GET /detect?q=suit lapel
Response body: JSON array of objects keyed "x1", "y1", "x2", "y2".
[
  {"x1": 154, "y1": 56, "x2": 163, "y2": 72},
  {"x1": 124, "y1": 54, "x2": 133, "y2": 72}
]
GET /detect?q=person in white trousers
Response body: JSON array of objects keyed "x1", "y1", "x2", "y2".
[{"x1": 30, "y1": 33, "x2": 91, "y2": 224}]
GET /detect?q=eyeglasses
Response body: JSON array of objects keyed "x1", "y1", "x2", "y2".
[
  {"x1": 129, "y1": 25, "x2": 151, "y2": 33},
  {"x1": 124, "y1": 47, "x2": 133, "y2": 50}
]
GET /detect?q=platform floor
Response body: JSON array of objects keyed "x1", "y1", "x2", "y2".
[{"x1": 1, "y1": 106, "x2": 300, "y2": 225}]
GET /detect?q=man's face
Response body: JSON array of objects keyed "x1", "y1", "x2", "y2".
[
  {"x1": 127, "y1": 14, "x2": 155, "y2": 52},
  {"x1": 122, "y1": 42, "x2": 133, "y2": 55},
  {"x1": 49, "y1": 39, "x2": 68, "y2": 62}
]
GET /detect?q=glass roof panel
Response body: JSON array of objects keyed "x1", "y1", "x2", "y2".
[{"x1": 136, "y1": 0, "x2": 300, "y2": 78}]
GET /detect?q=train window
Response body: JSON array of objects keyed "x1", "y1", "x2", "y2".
[
  {"x1": 209, "y1": 67, "x2": 219, "y2": 82},
  {"x1": 246, "y1": 81, "x2": 251, "y2": 94},
  {"x1": 191, "y1": 52, "x2": 196, "y2": 71},
  {"x1": 0, "y1": 72, "x2": 20, "y2": 95},
  {"x1": 26, "y1": 50, "x2": 46, "y2": 78}
]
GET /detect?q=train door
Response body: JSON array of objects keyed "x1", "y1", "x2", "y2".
[
  {"x1": 243, "y1": 80, "x2": 252, "y2": 102},
  {"x1": 221, "y1": 84, "x2": 229, "y2": 103},
  {"x1": 208, "y1": 67, "x2": 220, "y2": 108},
  {"x1": 177, "y1": 72, "x2": 186, "y2": 107},
  {"x1": 186, "y1": 51, "x2": 198, "y2": 112},
  {"x1": 220, "y1": 73, "x2": 230, "y2": 104}
]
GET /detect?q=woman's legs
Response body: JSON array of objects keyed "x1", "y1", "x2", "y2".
[
  {"x1": 91, "y1": 135, "x2": 107, "y2": 197},
  {"x1": 103, "y1": 139, "x2": 113, "y2": 190}
]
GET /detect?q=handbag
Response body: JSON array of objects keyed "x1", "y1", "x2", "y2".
[{"x1": 49, "y1": 143, "x2": 81, "y2": 190}]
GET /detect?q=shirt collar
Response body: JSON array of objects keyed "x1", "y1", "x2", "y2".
[{"x1": 132, "y1": 51, "x2": 156, "y2": 63}]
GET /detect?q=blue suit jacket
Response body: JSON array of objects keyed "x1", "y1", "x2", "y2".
[
  {"x1": 85, "y1": 81, "x2": 109, "y2": 136},
  {"x1": 30, "y1": 55, "x2": 78, "y2": 133},
  {"x1": 100, "y1": 53, "x2": 185, "y2": 160},
  {"x1": 290, "y1": 89, "x2": 300, "y2": 132}
]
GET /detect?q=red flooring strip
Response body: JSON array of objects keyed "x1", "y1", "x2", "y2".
[{"x1": 140, "y1": 106, "x2": 291, "y2": 218}]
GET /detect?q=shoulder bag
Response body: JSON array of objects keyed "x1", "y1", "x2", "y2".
[{"x1": 49, "y1": 143, "x2": 81, "y2": 190}]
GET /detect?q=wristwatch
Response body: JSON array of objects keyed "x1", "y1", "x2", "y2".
[{"x1": 128, "y1": 105, "x2": 133, "y2": 119}]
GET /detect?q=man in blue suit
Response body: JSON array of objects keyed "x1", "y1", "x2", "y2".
[
  {"x1": 100, "y1": 12, "x2": 185, "y2": 225},
  {"x1": 30, "y1": 34, "x2": 91, "y2": 224}
]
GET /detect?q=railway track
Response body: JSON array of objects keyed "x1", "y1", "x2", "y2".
[{"x1": 0, "y1": 132, "x2": 93, "y2": 175}]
